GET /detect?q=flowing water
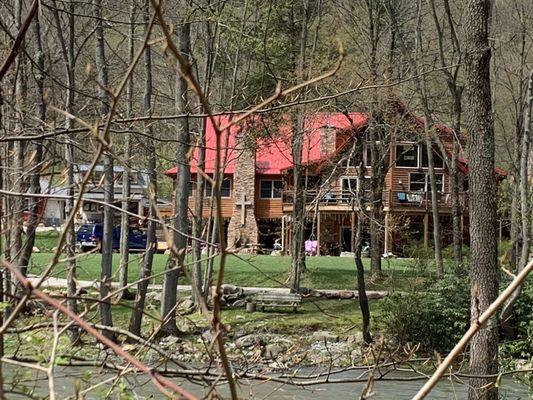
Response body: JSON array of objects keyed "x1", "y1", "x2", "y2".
[{"x1": 2, "y1": 365, "x2": 530, "y2": 399}]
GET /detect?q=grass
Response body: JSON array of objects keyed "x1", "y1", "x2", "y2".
[
  {"x1": 28, "y1": 252, "x2": 436, "y2": 292},
  {"x1": 34, "y1": 229, "x2": 61, "y2": 252}
]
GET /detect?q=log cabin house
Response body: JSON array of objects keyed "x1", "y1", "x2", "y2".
[{"x1": 164, "y1": 109, "x2": 505, "y2": 256}]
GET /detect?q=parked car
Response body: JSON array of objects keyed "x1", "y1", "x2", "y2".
[{"x1": 76, "y1": 223, "x2": 147, "y2": 252}]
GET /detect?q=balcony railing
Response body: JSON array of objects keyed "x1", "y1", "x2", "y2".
[{"x1": 282, "y1": 189, "x2": 468, "y2": 209}]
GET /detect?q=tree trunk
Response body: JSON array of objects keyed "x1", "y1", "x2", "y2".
[
  {"x1": 354, "y1": 145, "x2": 371, "y2": 344},
  {"x1": 19, "y1": 9, "x2": 45, "y2": 273},
  {"x1": 160, "y1": 8, "x2": 191, "y2": 335},
  {"x1": 290, "y1": 1, "x2": 310, "y2": 293},
  {"x1": 464, "y1": 1, "x2": 499, "y2": 398},
  {"x1": 500, "y1": 69, "x2": 532, "y2": 327},
  {"x1": 424, "y1": 136, "x2": 444, "y2": 277},
  {"x1": 119, "y1": 5, "x2": 136, "y2": 301},
  {"x1": 52, "y1": 0, "x2": 79, "y2": 342},
  {"x1": 129, "y1": 0, "x2": 157, "y2": 337},
  {"x1": 10, "y1": 0, "x2": 26, "y2": 297},
  {"x1": 192, "y1": 120, "x2": 205, "y2": 303},
  {"x1": 94, "y1": 0, "x2": 115, "y2": 341}
]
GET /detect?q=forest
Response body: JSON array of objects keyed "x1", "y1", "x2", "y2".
[{"x1": 0, "y1": 0, "x2": 531, "y2": 399}]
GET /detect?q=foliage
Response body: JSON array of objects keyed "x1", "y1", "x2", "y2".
[
  {"x1": 441, "y1": 244, "x2": 471, "y2": 260},
  {"x1": 500, "y1": 279, "x2": 533, "y2": 360},
  {"x1": 381, "y1": 275, "x2": 470, "y2": 354}
]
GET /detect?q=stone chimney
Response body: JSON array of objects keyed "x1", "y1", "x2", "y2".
[
  {"x1": 227, "y1": 132, "x2": 258, "y2": 250},
  {"x1": 321, "y1": 126, "x2": 337, "y2": 157}
]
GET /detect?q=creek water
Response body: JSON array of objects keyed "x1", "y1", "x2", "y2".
[{"x1": 2, "y1": 365, "x2": 530, "y2": 399}]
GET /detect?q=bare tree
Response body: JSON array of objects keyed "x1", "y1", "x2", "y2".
[
  {"x1": 427, "y1": 0, "x2": 464, "y2": 272},
  {"x1": 119, "y1": 3, "x2": 136, "y2": 301},
  {"x1": 51, "y1": 0, "x2": 79, "y2": 342},
  {"x1": 18, "y1": 1, "x2": 45, "y2": 273},
  {"x1": 290, "y1": 0, "x2": 310, "y2": 292},
  {"x1": 160, "y1": 0, "x2": 191, "y2": 335},
  {"x1": 500, "y1": 69, "x2": 531, "y2": 328},
  {"x1": 130, "y1": 0, "x2": 157, "y2": 337},
  {"x1": 93, "y1": 0, "x2": 115, "y2": 340},
  {"x1": 464, "y1": 0, "x2": 499, "y2": 398},
  {"x1": 10, "y1": 0, "x2": 27, "y2": 295}
]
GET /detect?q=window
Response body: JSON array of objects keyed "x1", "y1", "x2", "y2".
[
  {"x1": 83, "y1": 202, "x2": 99, "y2": 212},
  {"x1": 205, "y1": 178, "x2": 232, "y2": 198},
  {"x1": 396, "y1": 144, "x2": 418, "y2": 167},
  {"x1": 409, "y1": 173, "x2": 444, "y2": 192},
  {"x1": 409, "y1": 173, "x2": 426, "y2": 192},
  {"x1": 421, "y1": 145, "x2": 444, "y2": 168},
  {"x1": 188, "y1": 180, "x2": 196, "y2": 196},
  {"x1": 365, "y1": 145, "x2": 372, "y2": 167},
  {"x1": 260, "y1": 180, "x2": 283, "y2": 199},
  {"x1": 341, "y1": 177, "x2": 359, "y2": 193}
]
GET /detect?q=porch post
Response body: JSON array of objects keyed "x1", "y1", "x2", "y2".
[
  {"x1": 350, "y1": 211, "x2": 355, "y2": 253},
  {"x1": 423, "y1": 213, "x2": 429, "y2": 247},
  {"x1": 383, "y1": 207, "x2": 390, "y2": 255},
  {"x1": 317, "y1": 211, "x2": 321, "y2": 256},
  {"x1": 281, "y1": 215, "x2": 285, "y2": 252}
]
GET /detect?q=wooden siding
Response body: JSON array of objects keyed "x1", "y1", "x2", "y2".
[{"x1": 255, "y1": 175, "x2": 283, "y2": 219}]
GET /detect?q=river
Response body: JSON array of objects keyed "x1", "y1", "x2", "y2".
[{"x1": 2, "y1": 365, "x2": 530, "y2": 399}]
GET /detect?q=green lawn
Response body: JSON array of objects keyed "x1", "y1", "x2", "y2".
[{"x1": 29, "y1": 251, "x2": 436, "y2": 292}]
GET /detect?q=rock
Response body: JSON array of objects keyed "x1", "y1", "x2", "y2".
[
  {"x1": 32, "y1": 246, "x2": 40, "y2": 253},
  {"x1": 235, "y1": 334, "x2": 265, "y2": 349},
  {"x1": 177, "y1": 320, "x2": 195, "y2": 334},
  {"x1": 178, "y1": 298, "x2": 195, "y2": 311},
  {"x1": 159, "y1": 335, "x2": 179, "y2": 347},
  {"x1": 263, "y1": 343, "x2": 286, "y2": 360},
  {"x1": 201, "y1": 330, "x2": 214, "y2": 343},
  {"x1": 146, "y1": 291, "x2": 161, "y2": 302},
  {"x1": 221, "y1": 284, "x2": 238, "y2": 294},
  {"x1": 270, "y1": 250, "x2": 282, "y2": 256},
  {"x1": 340, "y1": 251, "x2": 355, "y2": 257},
  {"x1": 232, "y1": 299, "x2": 246, "y2": 307},
  {"x1": 122, "y1": 344, "x2": 136, "y2": 352},
  {"x1": 339, "y1": 290, "x2": 355, "y2": 299},
  {"x1": 312, "y1": 331, "x2": 339, "y2": 343},
  {"x1": 345, "y1": 332, "x2": 364, "y2": 345},
  {"x1": 164, "y1": 249, "x2": 171, "y2": 255},
  {"x1": 350, "y1": 348, "x2": 363, "y2": 362}
]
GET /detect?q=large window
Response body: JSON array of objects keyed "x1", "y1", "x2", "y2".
[
  {"x1": 409, "y1": 172, "x2": 444, "y2": 192},
  {"x1": 396, "y1": 143, "x2": 445, "y2": 169},
  {"x1": 204, "y1": 178, "x2": 232, "y2": 198},
  {"x1": 396, "y1": 144, "x2": 419, "y2": 167},
  {"x1": 260, "y1": 180, "x2": 283, "y2": 199},
  {"x1": 421, "y1": 145, "x2": 444, "y2": 168}
]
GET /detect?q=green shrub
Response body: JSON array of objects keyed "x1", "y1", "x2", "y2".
[
  {"x1": 441, "y1": 244, "x2": 470, "y2": 260},
  {"x1": 501, "y1": 279, "x2": 533, "y2": 360},
  {"x1": 381, "y1": 275, "x2": 470, "y2": 354}
]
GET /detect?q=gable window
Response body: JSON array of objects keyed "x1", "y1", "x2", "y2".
[
  {"x1": 421, "y1": 145, "x2": 444, "y2": 168},
  {"x1": 205, "y1": 178, "x2": 232, "y2": 198},
  {"x1": 409, "y1": 172, "x2": 444, "y2": 192},
  {"x1": 260, "y1": 180, "x2": 283, "y2": 199},
  {"x1": 396, "y1": 144, "x2": 418, "y2": 167}
]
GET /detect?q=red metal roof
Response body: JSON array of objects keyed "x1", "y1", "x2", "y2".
[
  {"x1": 164, "y1": 113, "x2": 369, "y2": 177},
  {"x1": 163, "y1": 111, "x2": 507, "y2": 179}
]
